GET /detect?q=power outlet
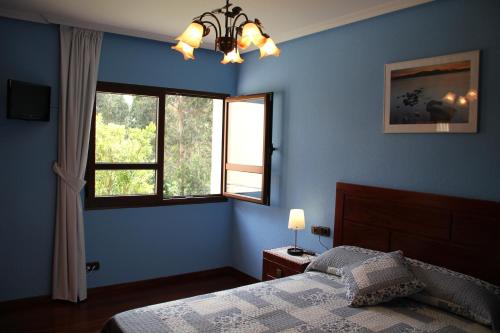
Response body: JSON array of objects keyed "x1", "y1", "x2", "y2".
[
  {"x1": 86, "y1": 261, "x2": 100, "y2": 273},
  {"x1": 311, "y1": 225, "x2": 331, "y2": 237}
]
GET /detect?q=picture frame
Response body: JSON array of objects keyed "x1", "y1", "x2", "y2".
[{"x1": 384, "y1": 50, "x2": 480, "y2": 133}]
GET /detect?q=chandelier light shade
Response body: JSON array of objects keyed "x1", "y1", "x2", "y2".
[
  {"x1": 221, "y1": 48, "x2": 244, "y2": 64},
  {"x1": 172, "y1": 0, "x2": 281, "y2": 64},
  {"x1": 240, "y1": 22, "x2": 267, "y2": 49},
  {"x1": 259, "y1": 38, "x2": 281, "y2": 59},
  {"x1": 175, "y1": 22, "x2": 205, "y2": 48},
  {"x1": 172, "y1": 41, "x2": 195, "y2": 60}
]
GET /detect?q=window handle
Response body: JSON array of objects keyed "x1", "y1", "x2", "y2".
[{"x1": 271, "y1": 144, "x2": 278, "y2": 155}]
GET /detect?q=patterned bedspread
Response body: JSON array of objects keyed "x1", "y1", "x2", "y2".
[{"x1": 102, "y1": 272, "x2": 491, "y2": 333}]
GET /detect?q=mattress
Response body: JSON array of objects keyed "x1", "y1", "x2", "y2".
[{"x1": 101, "y1": 271, "x2": 491, "y2": 333}]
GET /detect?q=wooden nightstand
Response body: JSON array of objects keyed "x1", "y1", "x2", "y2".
[{"x1": 262, "y1": 247, "x2": 317, "y2": 281}]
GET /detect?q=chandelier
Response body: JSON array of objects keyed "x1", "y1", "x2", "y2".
[{"x1": 172, "y1": 0, "x2": 281, "y2": 64}]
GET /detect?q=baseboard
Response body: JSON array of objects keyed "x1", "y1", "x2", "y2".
[
  {"x1": 88, "y1": 266, "x2": 258, "y2": 297},
  {"x1": 0, "y1": 266, "x2": 259, "y2": 310},
  {"x1": 0, "y1": 293, "x2": 52, "y2": 311},
  {"x1": 227, "y1": 267, "x2": 260, "y2": 285}
]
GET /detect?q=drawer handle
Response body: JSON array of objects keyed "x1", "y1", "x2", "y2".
[{"x1": 275, "y1": 268, "x2": 282, "y2": 278}]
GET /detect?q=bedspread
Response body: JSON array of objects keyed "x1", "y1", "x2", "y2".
[{"x1": 102, "y1": 271, "x2": 490, "y2": 333}]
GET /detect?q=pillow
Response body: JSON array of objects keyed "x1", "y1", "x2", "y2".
[
  {"x1": 305, "y1": 245, "x2": 383, "y2": 275},
  {"x1": 407, "y1": 257, "x2": 500, "y2": 329},
  {"x1": 340, "y1": 251, "x2": 425, "y2": 307}
]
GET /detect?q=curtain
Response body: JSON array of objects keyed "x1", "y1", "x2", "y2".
[{"x1": 52, "y1": 26, "x2": 103, "y2": 302}]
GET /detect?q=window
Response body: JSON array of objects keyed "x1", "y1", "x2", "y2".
[
  {"x1": 223, "y1": 94, "x2": 273, "y2": 205},
  {"x1": 164, "y1": 94, "x2": 223, "y2": 198},
  {"x1": 86, "y1": 82, "x2": 273, "y2": 209}
]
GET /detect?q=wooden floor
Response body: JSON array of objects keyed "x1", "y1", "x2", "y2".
[{"x1": 0, "y1": 267, "x2": 258, "y2": 333}]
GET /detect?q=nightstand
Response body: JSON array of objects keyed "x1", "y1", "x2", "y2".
[{"x1": 262, "y1": 246, "x2": 317, "y2": 281}]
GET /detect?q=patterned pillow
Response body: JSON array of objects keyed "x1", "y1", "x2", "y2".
[
  {"x1": 407, "y1": 258, "x2": 500, "y2": 329},
  {"x1": 305, "y1": 245, "x2": 383, "y2": 275},
  {"x1": 340, "y1": 251, "x2": 425, "y2": 307}
]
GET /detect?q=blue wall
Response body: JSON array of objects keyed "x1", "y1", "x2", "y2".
[
  {"x1": 0, "y1": 18, "x2": 237, "y2": 301},
  {"x1": 232, "y1": 0, "x2": 500, "y2": 279},
  {"x1": 0, "y1": 19, "x2": 60, "y2": 302}
]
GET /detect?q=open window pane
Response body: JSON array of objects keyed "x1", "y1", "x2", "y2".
[
  {"x1": 226, "y1": 170, "x2": 262, "y2": 199},
  {"x1": 164, "y1": 95, "x2": 223, "y2": 197},
  {"x1": 227, "y1": 99, "x2": 264, "y2": 166},
  {"x1": 95, "y1": 170, "x2": 156, "y2": 197},
  {"x1": 223, "y1": 93, "x2": 273, "y2": 205},
  {"x1": 95, "y1": 92, "x2": 158, "y2": 163}
]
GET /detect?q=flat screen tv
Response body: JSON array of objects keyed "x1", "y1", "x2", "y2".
[{"x1": 7, "y1": 79, "x2": 51, "y2": 121}]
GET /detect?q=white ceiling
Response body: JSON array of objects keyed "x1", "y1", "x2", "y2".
[{"x1": 0, "y1": 0, "x2": 431, "y2": 51}]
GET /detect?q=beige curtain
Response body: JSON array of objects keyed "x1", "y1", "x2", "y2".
[{"x1": 52, "y1": 26, "x2": 102, "y2": 302}]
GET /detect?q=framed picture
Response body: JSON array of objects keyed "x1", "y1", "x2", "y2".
[{"x1": 384, "y1": 50, "x2": 479, "y2": 133}]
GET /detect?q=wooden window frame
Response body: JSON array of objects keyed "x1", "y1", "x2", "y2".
[
  {"x1": 222, "y1": 93, "x2": 273, "y2": 205},
  {"x1": 85, "y1": 81, "x2": 229, "y2": 210}
]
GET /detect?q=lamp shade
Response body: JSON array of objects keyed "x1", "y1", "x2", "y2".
[
  {"x1": 241, "y1": 22, "x2": 266, "y2": 48},
  {"x1": 259, "y1": 38, "x2": 281, "y2": 58},
  {"x1": 171, "y1": 41, "x2": 195, "y2": 60},
  {"x1": 176, "y1": 22, "x2": 204, "y2": 48},
  {"x1": 288, "y1": 209, "x2": 305, "y2": 230},
  {"x1": 237, "y1": 35, "x2": 251, "y2": 50},
  {"x1": 221, "y1": 48, "x2": 244, "y2": 64}
]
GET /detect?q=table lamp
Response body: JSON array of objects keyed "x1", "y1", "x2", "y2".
[{"x1": 287, "y1": 209, "x2": 305, "y2": 256}]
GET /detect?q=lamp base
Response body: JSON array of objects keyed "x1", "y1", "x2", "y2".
[{"x1": 287, "y1": 247, "x2": 304, "y2": 256}]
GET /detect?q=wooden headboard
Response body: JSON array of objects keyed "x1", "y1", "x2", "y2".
[{"x1": 334, "y1": 182, "x2": 500, "y2": 285}]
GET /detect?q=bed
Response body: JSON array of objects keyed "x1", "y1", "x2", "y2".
[{"x1": 102, "y1": 182, "x2": 500, "y2": 333}]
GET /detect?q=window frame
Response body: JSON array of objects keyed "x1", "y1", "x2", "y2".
[
  {"x1": 222, "y1": 93, "x2": 274, "y2": 205},
  {"x1": 85, "y1": 81, "x2": 229, "y2": 210}
]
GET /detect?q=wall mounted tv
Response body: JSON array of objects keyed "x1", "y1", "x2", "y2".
[{"x1": 7, "y1": 79, "x2": 51, "y2": 121}]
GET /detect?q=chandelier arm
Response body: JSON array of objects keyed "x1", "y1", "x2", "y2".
[
  {"x1": 224, "y1": 0, "x2": 229, "y2": 37},
  {"x1": 197, "y1": 12, "x2": 222, "y2": 35},
  {"x1": 231, "y1": 13, "x2": 250, "y2": 37},
  {"x1": 200, "y1": 20, "x2": 220, "y2": 48}
]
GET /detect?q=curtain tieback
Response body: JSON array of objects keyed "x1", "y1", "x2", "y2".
[{"x1": 53, "y1": 162, "x2": 86, "y2": 192}]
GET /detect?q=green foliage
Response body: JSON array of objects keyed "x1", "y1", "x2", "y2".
[
  {"x1": 95, "y1": 113, "x2": 157, "y2": 163},
  {"x1": 94, "y1": 112, "x2": 157, "y2": 196},
  {"x1": 164, "y1": 95, "x2": 214, "y2": 197},
  {"x1": 94, "y1": 92, "x2": 216, "y2": 198},
  {"x1": 95, "y1": 169, "x2": 155, "y2": 196},
  {"x1": 96, "y1": 92, "x2": 157, "y2": 128}
]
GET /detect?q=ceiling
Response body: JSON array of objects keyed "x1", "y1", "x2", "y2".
[{"x1": 0, "y1": 0, "x2": 431, "y2": 51}]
